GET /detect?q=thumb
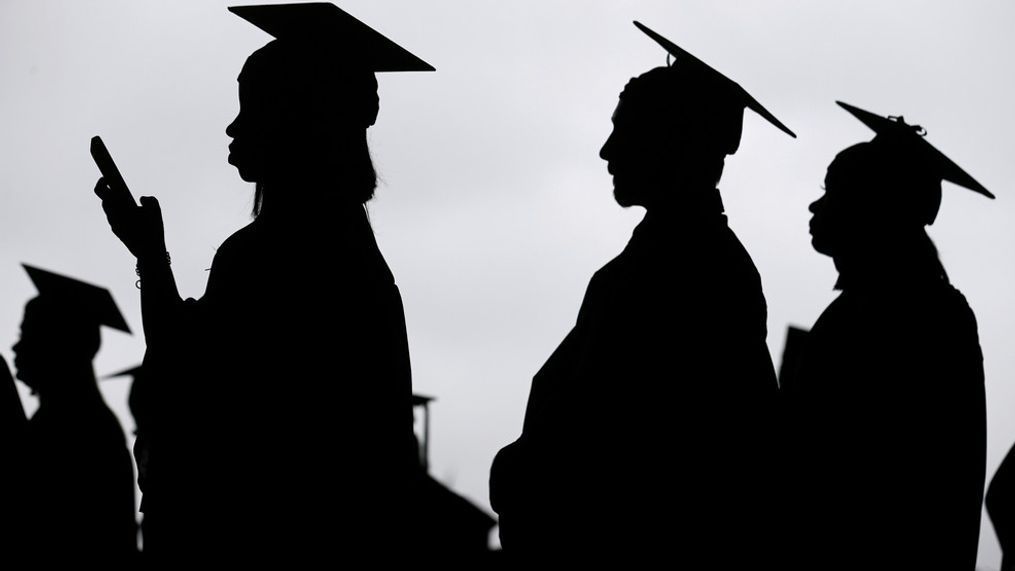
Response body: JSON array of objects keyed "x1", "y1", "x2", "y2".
[{"x1": 139, "y1": 196, "x2": 163, "y2": 219}]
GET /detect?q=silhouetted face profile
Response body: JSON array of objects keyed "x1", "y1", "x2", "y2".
[
  {"x1": 226, "y1": 39, "x2": 379, "y2": 202},
  {"x1": 812, "y1": 102, "x2": 994, "y2": 260},
  {"x1": 12, "y1": 298, "x2": 100, "y2": 394},
  {"x1": 809, "y1": 141, "x2": 942, "y2": 258},
  {"x1": 12, "y1": 265, "x2": 129, "y2": 394},
  {"x1": 223, "y1": 3, "x2": 433, "y2": 213},
  {"x1": 601, "y1": 22, "x2": 795, "y2": 210},
  {"x1": 599, "y1": 65, "x2": 744, "y2": 209}
]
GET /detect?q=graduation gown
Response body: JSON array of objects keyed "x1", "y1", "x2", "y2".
[
  {"x1": 491, "y1": 194, "x2": 779, "y2": 563},
  {"x1": 987, "y1": 443, "x2": 1015, "y2": 571},
  {"x1": 15, "y1": 388, "x2": 138, "y2": 565},
  {"x1": 137, "y1": 205, "x2": 414, "y2": 563},
  {"x1": 783, "y1": 261, "x2": 986, "y2": 570}
]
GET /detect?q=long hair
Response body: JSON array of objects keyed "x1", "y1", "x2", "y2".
[{"x1": 251, "y1": 130, "x2": 378, "y2": 218}]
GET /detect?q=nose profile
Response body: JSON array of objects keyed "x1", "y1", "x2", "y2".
[
  {"x1": 809, "y1": 195, "x2": 824, "y2": 214},
  {"x1": 599, "y1": 132, "x2": 614, "y2": 162},
  {"x1": 226, "y1": 116, "x2": 239, "y2": 138}
]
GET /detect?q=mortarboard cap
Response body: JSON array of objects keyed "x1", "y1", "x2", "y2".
[
  {"x1": 229, "y1": 3, "x2": 435, "y2": 72},
  {"x1": 412, "y1": 394, "x2": 435, "y2": 407},
  {"x1": 836, "y1": 101, "x2": 993, "y2": 199},
  {"x1": 23, "y1": 264, "x2": 131, "y2": 334},
  {"x1": 103, "y1": 364, "x2": 143, "y2": 380},
  {"x1": 633, "y1": 21, "x2": 795, "y2": 139}
]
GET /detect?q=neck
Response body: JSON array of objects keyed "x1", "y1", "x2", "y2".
[
  {"x1": 644, "y1": 185, "x2": 725, "y2": 220},
  {"x1": 832, "y1": 232, "x2": 945, "y2": 289},
  {"x1": 257, "y1": 177, "x2": 366, "y2": 220},
  {"x1": 37, "y1": 362, "x2": 101, "y2": 408}
]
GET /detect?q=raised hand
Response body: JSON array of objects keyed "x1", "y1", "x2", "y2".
[{"x1": 94, "y1": 177, "x2": 167, "y2": 260}]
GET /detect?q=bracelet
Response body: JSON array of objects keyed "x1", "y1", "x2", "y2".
[{"x1": 135, "y1": 251, "x2": 171, "y2": 289}]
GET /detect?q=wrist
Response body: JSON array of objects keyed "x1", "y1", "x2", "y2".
[
  {"x1": 137, "y1": 249, "x2": 171, "y2": 266},
  {"x1": 135, "y1": 251, "x2": 171, "y2": 289}
]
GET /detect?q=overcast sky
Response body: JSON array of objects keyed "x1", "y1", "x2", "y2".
[{"x1": 2, "y1": 0, "x2": 1014, "y2": 564}]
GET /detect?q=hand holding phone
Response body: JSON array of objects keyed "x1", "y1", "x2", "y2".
[
  {"x1": 90, "y1": 136, "x2": 138, "y2": 208},
  {"x1": 91, "y1": 135, "x2": 166, "y2": 259}
]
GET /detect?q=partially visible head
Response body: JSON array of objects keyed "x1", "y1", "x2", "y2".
[
  {"x1": 224, "y1": 3, "x2": 436, "y2": 213},
  {"x1": 12, "y1": 297, "x2": 100, "y2": 393},
  {"x1": 14, "y1": 265, "x2": 129, "y2": 393},
  {"x1": 226, "y1": 38, "x2": 379, "y2": 205},
  {"x1": 809, "y1": 138, "x2": 943, "y2": 258},
  {"x1": 600, "y1": 64, "x2": 744, "y2": 208}
]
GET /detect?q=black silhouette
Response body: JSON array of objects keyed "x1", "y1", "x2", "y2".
[
  {"x1": 0, "y1": 353, "x2": 25, "y2": 438},
  {"x1": 93, "y1": 3, "x2": 432, "y2": 564},
  {"x1": 490, "y1": 21, "x2": 791, "y2": 565},
  {"x1": 988, "y1": 444, "x2": 1015, "y2": 571},
  {"x1": 783, "y1": 102, "x2": 990, "y2": 570},
  {"x1": 778, "y1": 325, "x2": 809, "y2": 391},
  {"x1": 409, "y1": 395, "x2": 498, "y2": 561},
  {"x1": 104, "y1": 364, "x2": 152, "y2": 555},
  {"x1": 5, "y1": 265, "x2": 138, "y2": 565},
  {"x1": 0, "y1": 354, "x2": 26, "y2": 555}
]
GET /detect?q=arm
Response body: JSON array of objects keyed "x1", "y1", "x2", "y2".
[{"x1": 136, "y1": 248, "x2": 185, "y2": 346}]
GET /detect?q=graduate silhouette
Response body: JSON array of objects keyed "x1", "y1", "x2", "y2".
[
  {"x1": 0, "y1": 348, "x2": 26, "y2": 558},
  {"x1": 490, "y1": 21, "x2": 792, "y2": 565},
  {"x1": 783, "y1": 102, "x2": 990, "y2": 570},
  {"x1": 104, "y1": 364, "x2": 154, "y2": 559},
  {"x1": 93, "y1": 3, "x2": 430, "y2": 564},
  {"x1": 5, "y1": 265, "x2": 137, "y2": 566},
  {"x1": 988, "y1": 443, "x2": 1015, "y2": 571}
]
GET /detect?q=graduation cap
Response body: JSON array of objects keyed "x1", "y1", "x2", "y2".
[
  {"x1": 411, "y1": 394, "x2": 435, "y2": 407},
  {"x1": 23, "y1": 264, "x2": 131, "y2": 334},
  {"x1": 103, "y1": 365, "x2": 143, "y2": 380},
  {"x1": 836, "y1": 101, "x2": 994, "y2": 199},
  {"x1": 633, "y1": 21, "x2": 796, "y2": 139},
  {"x1": 229, "y1": 3, "x2": 435, "y2": 72}
]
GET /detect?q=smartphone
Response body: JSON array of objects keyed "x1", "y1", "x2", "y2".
[{"x1": 90, "y1": 135, "x2": 138, "y2": 207}]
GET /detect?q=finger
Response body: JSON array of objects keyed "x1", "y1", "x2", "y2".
[
  {"x1": 94, "y1": 177, "x2": 110, "y2": 199},
  {"x1": 140, "y1": 196, "x2": 162, "y2": 219},
  {"x1": 101, "y1": 198, "x2": 117, "y2": 217}
]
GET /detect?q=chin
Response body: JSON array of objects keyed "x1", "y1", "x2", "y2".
[
  {"x1": 810, "y1": 236, "x2": 833, "y2": 257},
  {"x1": 613, "y1": 186, "x2": 641, "y2": 208},
  {"x1": 228, "y1": 152, "x2": 256, "y2": 182},
  {"x1": 232, "y1": 163, "x2": 259, "y2": 183}
]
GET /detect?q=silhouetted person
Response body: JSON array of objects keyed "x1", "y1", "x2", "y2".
[
  {"x1": 105, "y1": 364, "x2": 151, "y2": 557},
  {"x1": 0, "y1": 352, "x2": 25, "y2": 447},
  {"x1": 490, "y1": 21, "x2": 793, "y2": 565},
  {"x1": 784, "y1": 102, "x2": 990, "y2": 570},
  {"x1": 407, "y1": 396, "x2": 497, "y2": 562},
  {"x1": 93, "y1": 3, "x2": 431, "y2": 565},
  {"x1": 0, "y1": 353, "x2": 27, "y2": 556},
  {"x1": 6, "y1": 265, "x2": 137, "y2": 566},
  {"x1": 988, "y1": 444, "x2": 1015, "y2": 571},
  {"x1": 411, "y1": 435, "x2": 497, "y2": 562}
]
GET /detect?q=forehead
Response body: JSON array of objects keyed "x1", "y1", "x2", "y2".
[{"x1": 610, "y1": 98, "x2": 626, "y2": 122}]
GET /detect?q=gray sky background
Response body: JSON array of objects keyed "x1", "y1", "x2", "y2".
[{"x1": 2, "y1": 0, "x2": 1014, "y2": 565}]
